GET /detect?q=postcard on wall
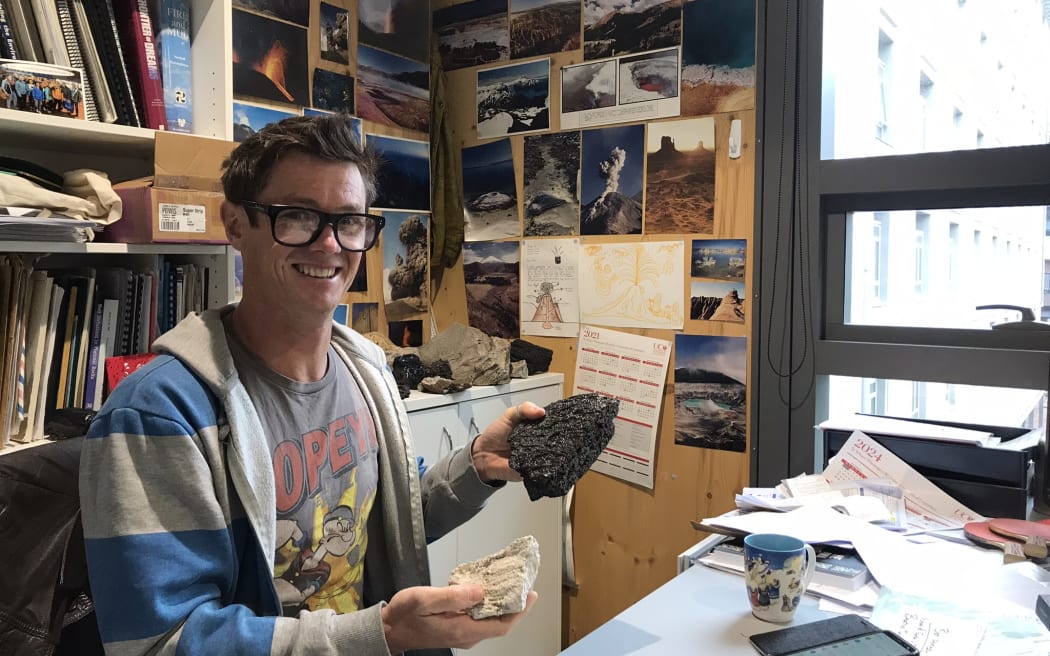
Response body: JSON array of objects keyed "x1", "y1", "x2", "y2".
[
  {"x1": 462, "y1": 241, "x2": 521, "y2": 340},
  {"x1": 583, "y1": 0, "x2": 681, "y2": 60},
  {"x1": 644, "y1": 116, "x2": 716, "y2": 234},
  {"x1": 521, "y1": 238, "x2": 580, "y2": 338},
  {"x1": 356, "y1": 45, "x2": 429, "y2": 133},
  {"x1": 579, "y1": 241, "x2": 685, "y2": 329},
  {"x1": 681, "y1": 0, "x2": 756, "y2": 116},
  {"x1": 523, "y1": 131, "x2": 581, "y2": 237},
  {"x1": 232, "y1": 101, "x2": 299, "y2": 142},
  {"x1": 574, "y1": 325, "x2": 672, "y2": 489},
  {"x1": 561, "y1": 47, "x2": 681, "y2": 130},
  {"x1": 476, "y1": 58, "x2": 551, "y2": 140},
  {"x1": 434, "y1": 0, "x2": 509, "y2": 71},
  {"x1": 319, "y1": 2, "x2": 350, "y2": 65},
  {"x1": 690, "y1": 280, "x2": 745, "y2": 322},
  {"x1": 381, "y1": 211, "x2": 429, "y2": 321},
  {"x1": 673, "y1": 334, "x2": 746, "y2": 453},
  {"x1": 369, "y1": 134, "x2": 431, "y2": 211},
  {"x1": 510, "y1": 0, "x2": 581, "y2": 59},
  {"x1": 303, "y1": 108, "x2": 364, "y2": 144},
  {"x1": 358, "y1": 0, "x2": 430, "y2": 64},
  {"x1": 580, "y1": 124, "x2": 644, "y2": 235},
  {"x1": 462, "y1": 139, "x2": 521, "y2": 241},
  {"x1": 691, "y1": 238, "x2": 746, "y2": 280},
  {"x1": 231, "y1": 9, "x2": 308, "y2": 105}
]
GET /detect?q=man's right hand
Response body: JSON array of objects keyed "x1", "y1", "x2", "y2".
[{"x1": 381, "y1": 585, "x2": 538, "y2": 653}]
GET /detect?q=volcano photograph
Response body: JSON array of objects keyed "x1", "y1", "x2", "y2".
[
  {"x1": 463, "y1": 241, "x2": 521, "y2": 339},
  {"x1": 232, "y1": 102, "x2": 297, "y2": 143},
  {"x1": 510, "y1": 0, "x2": 582, "y2": 59},
  {"x1": 644, "y1": 116, "x2": 716, "y2": 234},
  {"x1": 673, "y1": 334, "x2": 747, "y2": 452},
  {"x1": 681, "y1": 0, "x2": 755, "y2": 115},
  {"x1": 462, "y1": 138, "x2": 521, "y2": 241},
  {"x1": 619, "y1": 48, "x2": 679, "y2": 104},
  {"x1": 231, "y1": 9, "x2": 308, "y2": 105},
  {"x1": 434, "y1": 0, "x2": 510, "y2": 70},
  {"x1": 583, "y1": 0, "x2": 682, "y2": 60},
  {"x1": 580, "y1": 124, "x2": 644, "y2": 235},
  {"x1": 523, "y1": 131, "x2": 580, "y2": 236},
  {"x1": 382, "y1": 212, "x2": 429, "y2": 321},
  {"x1": 370, "y1": 135, "x2": 431, "y2": 211},
  {"x1": 476, "y1": 58, "x2": 551, "y2": 140},
  {"x1": 358, "y1": 0, "x2": 430, "y2": 63},
  {"x1": 356, "y1": 45, "x2": 429, "y2": 132},
  {"x1": 561, "y1": 60, "x2": 616, "y2": 114}
]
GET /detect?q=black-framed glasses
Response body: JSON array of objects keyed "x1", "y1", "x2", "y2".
[{"x1": 241, "y1": 201, "x2": 384, "y2": 252}]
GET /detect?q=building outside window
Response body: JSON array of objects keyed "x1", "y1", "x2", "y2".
[{"x1": 757, "y1": 0, "x2": 1050, "y2": 481}]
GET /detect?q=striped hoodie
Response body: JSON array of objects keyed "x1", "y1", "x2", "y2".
[{"x1": 80, "y1": 306, "x2": 497, "y2": 656}]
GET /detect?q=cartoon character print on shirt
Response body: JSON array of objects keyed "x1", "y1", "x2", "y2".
[{"x1": 272, "y1": 408, "x2": 379, "y2": 613}]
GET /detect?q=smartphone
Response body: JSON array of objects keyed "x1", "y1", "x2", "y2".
[
  {"x1": 779, "y1": 631, "x2": 919, "y2": 656},
  {"x1": 750, "y1": 614, "x2": 919, "y2": 656}
]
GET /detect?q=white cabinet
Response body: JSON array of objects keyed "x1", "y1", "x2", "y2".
[{"x1": 404, "y1": 372, "x2": 565, "y2": 656}]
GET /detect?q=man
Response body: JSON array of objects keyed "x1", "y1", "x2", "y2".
[{"x1": 80, "y1": 114, "x2": 543, "y2": 655}]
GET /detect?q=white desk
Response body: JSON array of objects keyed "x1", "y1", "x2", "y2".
[{"x1": 558, "y1": 565, "x2": 835, "y2": 655}]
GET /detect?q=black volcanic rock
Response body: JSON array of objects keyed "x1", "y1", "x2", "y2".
[
  {"x1": 422, "y1": 359, "x2": 453, "y2": 381},
  {"x1": 510, "y1": 339, "x2": 553, "y2": 374},
  {"x1": 392, "y1": 354, "x2": 426, "y2": 390},
  {"x1": 508, "y1": 393, "x2": 620, "y2": 500}
]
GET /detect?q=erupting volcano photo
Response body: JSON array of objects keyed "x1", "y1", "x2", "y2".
[
  {"x1": 232, "y1": 9, "x2": 308, "y2": 105},
  {"x1": 580, "y1": 124, "x2": 644, "y2": 235}
]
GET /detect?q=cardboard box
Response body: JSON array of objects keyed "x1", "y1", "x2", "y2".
[{"x1": 105, "y1": 131, "x2": 235, "y2": 244}]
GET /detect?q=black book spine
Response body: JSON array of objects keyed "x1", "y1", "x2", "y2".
[
  {"x1": 0, "y1": 0, "x2": 19, "y2": 59},
  {"x1": 53, "y1": 0, "x2": 98, "y2": 121},
  {"x1": 81, "y1": 0, "x2": 141, "y2": 127}
]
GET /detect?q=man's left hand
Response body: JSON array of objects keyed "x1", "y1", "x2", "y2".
[{"x1": 470, "y1": 402, "x2": 545, "y2": 484}]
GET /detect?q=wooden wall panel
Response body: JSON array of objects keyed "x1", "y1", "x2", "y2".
[{"x1": 429, "y1": 0, "x2": 756, "y2": 646}]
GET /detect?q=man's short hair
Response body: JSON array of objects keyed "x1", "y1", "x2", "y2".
[{"x1": 221, "y1": 114, "x2": 379, "y2": 216}]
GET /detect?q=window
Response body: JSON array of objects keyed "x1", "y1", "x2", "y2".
[
  {"x1": 876, "y1": 31, "x2": 893, "y2": 143},
  {"x1": 756, "y1": 0, "x2": 1050, "y2": 482}
]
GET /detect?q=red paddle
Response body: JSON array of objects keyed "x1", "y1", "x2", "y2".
[
  {"x1": 964, "y1": 521, "x2": 1027, "y2": 564},
  {"x1": 988, "y1": 518, "x2": 1050, "y2": 559}
]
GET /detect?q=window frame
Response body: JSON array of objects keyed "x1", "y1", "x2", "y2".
[{"x1": 752, "y1": 0, "x2": 1050, "y2": 485}]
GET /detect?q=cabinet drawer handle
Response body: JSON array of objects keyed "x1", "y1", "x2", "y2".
[
  {"x1": 468, "y1": 417, "x2": 480, "y2": 439},
  {"x1": 441, "y1": 426, "x2": 453, "y2": 453}
]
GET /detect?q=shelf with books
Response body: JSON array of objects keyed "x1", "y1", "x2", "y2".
[
  {"x1": 0, "y1": 107, "x2": 156, "y2": 153},
  {"x1": 0, "y1": 241, "x2": 228, "y2": 255}
]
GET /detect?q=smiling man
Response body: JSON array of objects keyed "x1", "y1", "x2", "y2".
[{"x1": 80, "y1": 115, "x2": 543, "y2": 656}]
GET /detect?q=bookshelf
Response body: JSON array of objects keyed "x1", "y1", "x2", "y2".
[{"x1": 0, "y1": 0, "x2": 239, "y2": 453}]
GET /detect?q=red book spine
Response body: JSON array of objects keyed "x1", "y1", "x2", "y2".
[{"x1": 113, "y1": 0, "x2": 167, "y2": 130}]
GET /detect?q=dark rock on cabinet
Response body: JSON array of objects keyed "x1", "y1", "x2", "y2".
[
  {"x1": 509, "y1": 393, "x2": 619, "y2": 500},
  {"x1": 510, "y1": 339, "x2": 553, "y2": 375}
]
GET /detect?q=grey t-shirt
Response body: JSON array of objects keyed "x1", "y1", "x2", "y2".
[{"x1": 225, "y1": 323, "x2": 379, "y2": 616}]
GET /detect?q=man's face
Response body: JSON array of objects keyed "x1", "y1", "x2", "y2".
[{"x1": 226, "y1": 151, "x2": 368, "y2": 321}]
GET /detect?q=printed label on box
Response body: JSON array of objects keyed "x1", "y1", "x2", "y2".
[{"x1": 159, "y1": 203, "x2": 207, "y2": 233}]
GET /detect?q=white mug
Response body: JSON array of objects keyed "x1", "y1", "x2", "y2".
[{"x1": 743, "y1": 533, "x2": 817, "y2": 623}]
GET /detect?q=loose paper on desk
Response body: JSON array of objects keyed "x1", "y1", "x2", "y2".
[
  {"x1": 573, "y1": 325, "x2": 671, "y2": 489},
  {"x1": 823, "y1": 430, "x2": 984, "y2": 531}
]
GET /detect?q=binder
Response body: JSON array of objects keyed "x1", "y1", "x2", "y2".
[
  {"x1": 53, "y1": 0, "x2": 99, "y2": 121},
  {"x1": 28, "y1": 0, "x2": 69, "y2": 67},
  {"x1": 0, "y1": 0, "x2": 20, "y2": 59},
  {"x1": 5, "y1": 0, "x2": 43, "y2": 62},
  {"x1": 69, "y1": 0, "x2": 117, "y2": 123},
  {"x1": 78, "y1": 0, "x2": 141, "y2": 127}
]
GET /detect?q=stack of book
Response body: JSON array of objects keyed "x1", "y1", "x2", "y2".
[
  {"x1": 0, "y1": 255, "x2": 211, "y2": 448},
  {"x1": 0, "y1": 0, "x2": 192, "y2": 131}
]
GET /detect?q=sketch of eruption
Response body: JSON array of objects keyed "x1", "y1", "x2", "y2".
[
  {"x1": 581, "y1": 147, "x2": 641, "y2": 235},
  {"x1": 531, "y1": 281, "x2": 564, "y2": 328}
]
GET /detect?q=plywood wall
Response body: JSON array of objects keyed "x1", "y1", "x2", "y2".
[{"x1": 429, "y1": 7, "x2": 758, "y2": 643}]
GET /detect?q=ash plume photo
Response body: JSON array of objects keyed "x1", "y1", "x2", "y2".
[
  {"x1": 681, "y1": 0, "x2": 756, "y2": 115},
  {"x1": 580, "y1": 124, "x2": 644, "y2": 235},
  {"x1": 510, "y1": 0, "x2": 582, "y2": 59},
  {"x1": 523, "y1": 131, "x2": 581, "y2": 236},
  {"x1": 673, "y1": 334, "x2": 747, "y2": 452},
  {"x1": 463, "y1": 241, "x2": 521, "y2": 340},
  {"x1": 434, "y1": 0, "x2": 510, "y2": 70},
  {"x1": 644, "y1": 116, "x2": 716, "y2": 234},
  {"x1": 382, "y1": 212, "x2": 429, "y2": 321},
  {"x1": 619, "y1": 48, "x2": 679, "y2": 104},
  {"x1": 583, "y1": 0, "x2": 683, "y2": 61},
  {"x1": 462, "y1": 138, "x2": 521, "y2": 241},
  {"x1": 476, "y1": 58, "x2": 551, "y2": 140},
  {"x1": 561, "y1": 60, "x2": 616, "y2": 114}
]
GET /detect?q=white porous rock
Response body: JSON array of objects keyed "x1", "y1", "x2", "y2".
[{"x1": 448, "y1": 535, "x2": 540, "y2": 619}]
